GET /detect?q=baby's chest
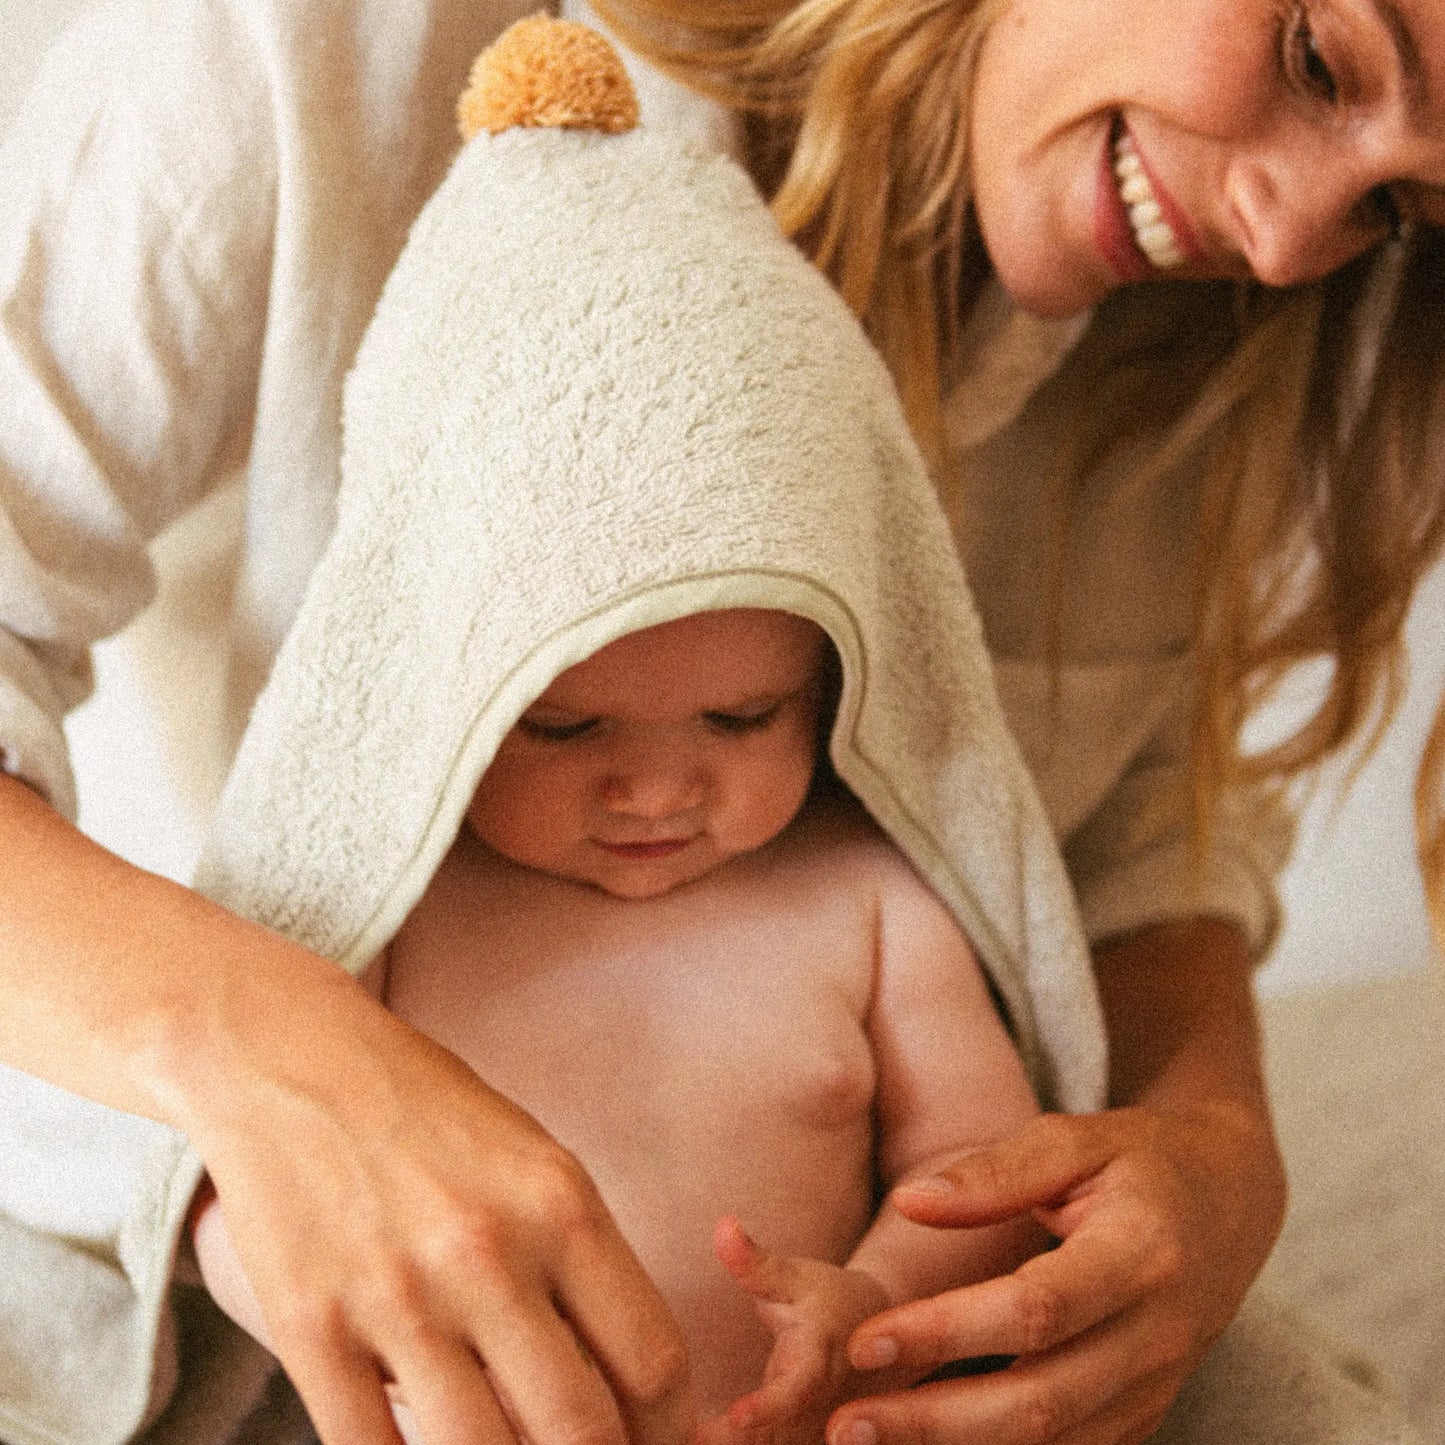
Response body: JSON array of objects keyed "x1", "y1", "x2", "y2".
[{"x1": 387, "y1": 881, "x2": 879, "y2": 1146}]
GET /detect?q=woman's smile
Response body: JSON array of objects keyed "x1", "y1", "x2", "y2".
[
  {"x1": 1108, "y1": 124, "x2": 1197, "y2": 271},
  {"x1": 970, "y1": 0, "x2": 1445, "y2": 315}
]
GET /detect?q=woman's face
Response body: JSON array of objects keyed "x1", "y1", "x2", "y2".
[{"x1": 970, "y1": 0, "x2": 1445, "y2": 316}]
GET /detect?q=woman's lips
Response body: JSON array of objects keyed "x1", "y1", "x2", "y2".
[
  {"x1": 1094, "y1": 118, "x2": 1203, "y2": 281},
  {"x1": 1095, "y1": 121, "x2": 1153, "y2": 282},
  {"x1": 596, "y1": 839, "x2": 693, "y2": 860}
]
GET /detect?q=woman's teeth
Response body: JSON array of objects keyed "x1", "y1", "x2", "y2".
[{"x1": 1112, "y1": 132, "x2": 1185, "y2": 271}]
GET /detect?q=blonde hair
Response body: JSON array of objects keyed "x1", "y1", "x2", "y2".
[{"x1": 592, "y1": 0, "x2": 1445, "y2": 950}]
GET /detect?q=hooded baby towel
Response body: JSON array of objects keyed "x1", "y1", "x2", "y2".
[
  {"x1": 194, "y1": 27, "x2": 1106, "y2": 1114},
  {"x1": 0, "y1": 20, "x2": 1104, "y2": 1445}
]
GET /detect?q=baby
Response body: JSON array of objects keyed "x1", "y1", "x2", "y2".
[{"x1": 192, "y1": 605, "x2": 1044, "y2": 1444}]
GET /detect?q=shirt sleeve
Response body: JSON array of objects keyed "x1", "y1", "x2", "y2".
[
  {"x1": 1060, "y1": 660, "x2": 1297, "y2": 961},
  {"x1": 0, "y1": 0, "x2": 277, "y2": 818}
]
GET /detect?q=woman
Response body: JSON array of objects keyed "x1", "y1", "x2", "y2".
[{"x1": 0, "y1": 1, "x2": 1438, "y2": 1443}]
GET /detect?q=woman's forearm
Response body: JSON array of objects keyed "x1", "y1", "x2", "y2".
[
  {"x1": 1093, "y1": 915, "x2": 1273, "y2": 1114},
  {"x1": 0, "y1": 770, "x2": 361, "y2": 1132}
]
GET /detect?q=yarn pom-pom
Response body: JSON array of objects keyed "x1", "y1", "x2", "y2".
[{"x1": 458, "y1": 14, "x2": 640, "y2": 140}]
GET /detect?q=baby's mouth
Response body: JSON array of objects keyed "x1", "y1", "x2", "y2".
[
  {"x1": 1111, "y1": 126, "x2": 1186, "y2": 271},
  {"x1": 596, "y1": 838, "x2": 693, "y2": 860}
]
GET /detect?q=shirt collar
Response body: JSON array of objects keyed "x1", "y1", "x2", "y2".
[{"x1": 944, "y1": 278, "x2": 1092, "y2": 452}]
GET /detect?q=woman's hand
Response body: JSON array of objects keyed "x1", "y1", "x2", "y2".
[
  {"x1": 172, "y1": 962, "x2": 695, "y2": 1445},
  {"x1": 825, "y1": 919, "x2": 1287, "y2": 1445},
  {"x1": 828, "y1": 1100, "x2": 1284, "y2": 1445},
  {"x1": 0, "y1": 777, "x2": 693, "y2": 1445},
  {"x1": 702, "y1": 1218, "x2": 910, "y2": 1445}
]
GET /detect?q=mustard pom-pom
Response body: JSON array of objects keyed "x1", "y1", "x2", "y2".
[{"x1": 458, "y1": 15, "x2": 640, "y2": 140}]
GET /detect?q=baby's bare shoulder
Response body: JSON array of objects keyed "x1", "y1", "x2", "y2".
[
  {"x1": 777, "y1": 790, "x2": 937, "y2": 899},
  {"x1": 776, "y1": 796, "x2": 983, "y2": 1003}
]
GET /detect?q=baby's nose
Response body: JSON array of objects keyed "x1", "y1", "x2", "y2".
[{"x1": 600, "y1": 765, "x2": 704, "y2": 818}]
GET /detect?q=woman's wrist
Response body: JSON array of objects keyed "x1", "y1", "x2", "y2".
[
  {"x1": 1092, "y1": 915, "x2": 1272, "y2": 1112},
  {"x1": 144, "y1": 917, "x2": 386, "y2": 1151},
  {"x1": 1091, "y1": 914, "x2": 1287, "y2": 1272},
  {"x1": 0, "y1": 771, "x2": 381, "y2": 1137}
]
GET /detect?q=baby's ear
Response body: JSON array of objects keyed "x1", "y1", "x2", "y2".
[{"x1": 458, "y1": 13, "x2": 640, "y2": 140}]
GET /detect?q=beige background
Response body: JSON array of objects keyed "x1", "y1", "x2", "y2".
[{"x1": 4, "y1": 0, "x2": 1442, "y2": 993}]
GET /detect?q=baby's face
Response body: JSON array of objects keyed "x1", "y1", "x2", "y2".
[{"x1": 467, "y1": 609, "x2": 829, "y2": 898}]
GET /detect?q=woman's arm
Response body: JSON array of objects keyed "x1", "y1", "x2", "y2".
[
  {"x1": 826, "y1": 914, "x2": 1285, "y2": 1445},
  {"x1": 0, "y1": 774, "x2": 694, "y2": 1445}
]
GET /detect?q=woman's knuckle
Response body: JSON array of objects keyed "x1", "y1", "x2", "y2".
[
  {"x1": 430, "y1": 1208, "x2": 507, "y2": 1273},
  {"x1": 624, "y1": 1330, "x2": 691, "y2": 1405},
  {"x1": 363, "y1": 1257, "x2": 432, "y2": 1327},
  {"x1": 1009, "y1": 1276, "x2": 1067, "y2": 1352},
  {"x1": 1144, "y1": 1230, "x2": 1188, "y2": 1291},
  {"x1": 1016, "y1": 1383, "x2": 1070, "y2": 1441},
  {"x1": 530, "y1": 1150, "x2": 607, "y2": 1234}
]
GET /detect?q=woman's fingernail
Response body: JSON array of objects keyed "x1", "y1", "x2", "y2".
[
  {"x1": 850, "y1": 1336, "x2": 900, "y2": 1370},
  {"x1": 841, "y1": 1421, "x2": 879, "y2": 1445},
  {"x1": 898, "y1": 1175, "x2": 954, "y2": 1196}
]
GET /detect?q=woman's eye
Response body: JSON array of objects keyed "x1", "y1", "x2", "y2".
[
  {"x1": 704, "y1": 706, "x2": 780, "y2": 735},
  {"x1": 1286, "y1": 6, "x2": 1339, "y2": 103},
  {"x1": 518, "y1": 717, "x2": 598, "y2": 742}
]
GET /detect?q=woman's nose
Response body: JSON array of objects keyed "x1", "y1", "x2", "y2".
[
  {"x1": 1227, "y1": 147, "x2": 1386, "y2": 287},
  {"x1": 599, "y1": 762, "x2": 704, "y2": 818}
]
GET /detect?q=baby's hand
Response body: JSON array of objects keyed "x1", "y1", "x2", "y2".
[
  {"x1": 702, "y1": 1218, "x2": 906, "y2": 1445},
  {"x1": 189, "y1": 1175, "x2": 273, "y2": 1350}
]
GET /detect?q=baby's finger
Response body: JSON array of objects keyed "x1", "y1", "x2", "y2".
[
  {"x1": 714, "y1": 1217, "x2": 796, "y2": 1304},
  {"x1": 741, "y1": 1342, "x2": 828, "y2": 1426}
]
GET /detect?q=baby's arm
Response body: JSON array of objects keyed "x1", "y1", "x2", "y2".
[
  {"x1": 189, "y1": 1175, "x2": 274, "y2": 1349},
  {"x1": 848, "y1": 862, "x2": 1047, "y2": 1301},
  {"x1": 712, "y1": 859, "x2": 1045, "y2": 1445}
]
